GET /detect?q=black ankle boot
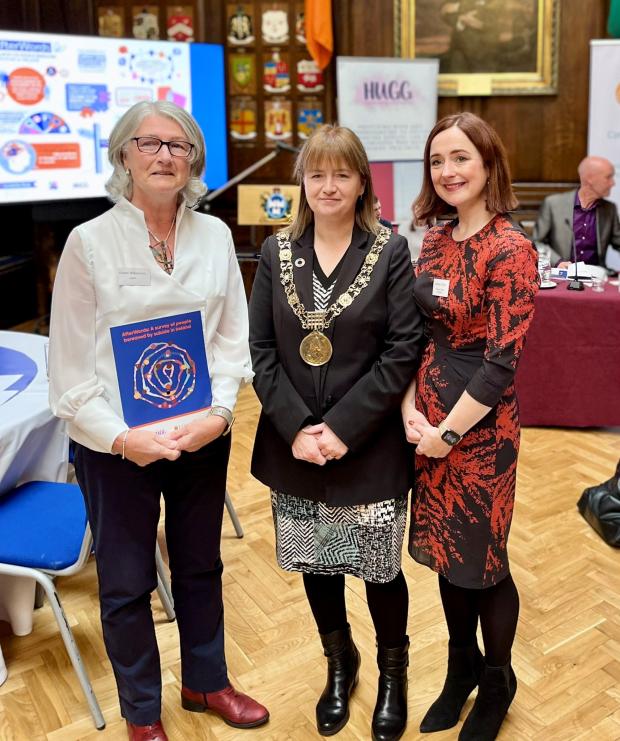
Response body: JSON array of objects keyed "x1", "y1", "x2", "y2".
[
  {"x1": 420, "y1": 643, "x2": 483, "y2": 733},
  {"x1": 371, "y1": 637, "x2": 409, "y2": 741},
  {"x1": 316, "y1": 624, "x2": 360, "y2": 736},
  {"x1": 458, "y1": 660, "x2": 517, "y2": 741}
]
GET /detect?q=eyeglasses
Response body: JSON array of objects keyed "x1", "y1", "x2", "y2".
[{"x1": 131, "y1": 136, "x2": 195, "y2": 158}]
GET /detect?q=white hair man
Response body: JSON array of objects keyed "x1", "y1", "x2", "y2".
[{"x1": 534, "y1": 156, "x2": 620, "y2": 268}]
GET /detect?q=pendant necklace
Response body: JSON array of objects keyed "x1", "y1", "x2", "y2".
[
  {"x1": 277, "y1": 226, "x2": 391, "y2": 366},
  {"x1": 147, "y1": 215, "x2": 176, "y2": 274}
]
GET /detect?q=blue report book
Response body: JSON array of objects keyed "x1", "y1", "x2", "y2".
[{"x1": 110, "y1": 311, "x2": 212, "y2": 434}]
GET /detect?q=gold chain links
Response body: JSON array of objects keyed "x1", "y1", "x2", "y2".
[{"x1": 277, "y1": 226, "x2": 391, "y2": 330}]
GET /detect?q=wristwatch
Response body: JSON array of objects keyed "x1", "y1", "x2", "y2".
[
  {"x1": 438, "y1": 420, "x2": 462, "y2": 447},
  {"x1": 208, "y1": 406, "x2": 234, "y2": 436}
]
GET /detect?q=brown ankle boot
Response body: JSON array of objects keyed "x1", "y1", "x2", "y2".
[
  {"x1": 126, "y1": 720, "x2": 168, "y2": 741},
  {"x1": 181, "y1": 684, "x2": 269, "y2": 728}
]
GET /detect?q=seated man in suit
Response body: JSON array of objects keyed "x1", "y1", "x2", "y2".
[{"x1": 533, "y1": 156, "x2": 620, "y2": 269}]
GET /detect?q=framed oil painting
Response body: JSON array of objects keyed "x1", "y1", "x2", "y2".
[{"x1": 394, "y1": 0, "x2": 559, "y2": 95}]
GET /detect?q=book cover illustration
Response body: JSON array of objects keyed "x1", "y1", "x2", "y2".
[{"x1": 110, "y1": 311, "x2": 212, "y2": 433}]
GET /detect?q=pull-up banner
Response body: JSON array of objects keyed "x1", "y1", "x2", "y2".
[
  {"x1": 588, "y1": 39, "x2": 620, "y2": 269},
  {"x1": 336, "y1": 56, "x2": 438, "y2": 162}
]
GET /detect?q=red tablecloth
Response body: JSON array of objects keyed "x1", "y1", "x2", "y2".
[{"x1": 515, "y1": 281, "x2": 620, "y2": 427}]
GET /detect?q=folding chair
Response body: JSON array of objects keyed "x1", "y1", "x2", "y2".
[
  {"x1": 225, "y1": 491, "x2": 244, "y2": 538},
  {"x1": 0, "y1": 480, "x2": 175, "y2": 730}
]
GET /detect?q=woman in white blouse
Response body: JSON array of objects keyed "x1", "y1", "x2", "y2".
[{"x1": 48, "y1": 101, "x2": 268, "y2": 741}]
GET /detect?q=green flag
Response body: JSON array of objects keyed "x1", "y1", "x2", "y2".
[{"x1": 609, "y1": 0, "x2": 620, "y2": 37}]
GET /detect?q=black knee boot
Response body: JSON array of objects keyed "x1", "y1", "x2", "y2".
[
  {"x1": 316, "y1": 624, "x2": 360, "y2": 736},
  {"x1": 458, "y1": 660, "x2": 517, "y2": 741},
  {"x1": 420, "y1": 643, "x2": 484, "y2": 732},
  {"x1": 371, "y1": 637, "x2": 409, "y2": 741}
]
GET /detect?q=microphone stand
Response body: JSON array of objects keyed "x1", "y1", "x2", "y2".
[
  {"x1": 196, "y1": 143, "x2": 300, "y2": 250},
  {"x1": 566, "y1": 216, "x2": 585, "y2": 291},
  {"x1": 198, "y1": 142, "x2": 300, "y2": 211}
]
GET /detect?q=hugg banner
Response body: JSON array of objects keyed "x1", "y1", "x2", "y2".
[{"x1": 336, "y1": 56, "x2": 438, "y2": 162}]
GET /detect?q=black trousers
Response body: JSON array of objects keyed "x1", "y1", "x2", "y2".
[{"x1": 74, "y1": 435, "x2": 231, "y2": 725}]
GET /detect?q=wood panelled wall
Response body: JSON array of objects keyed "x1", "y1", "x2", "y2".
[
  {"x1": 0, "y1": 0, "x2": 612, "y2": 322},
  {"x1": 335, "y1": 0, "x2": 610, "y2": 184},
  {"x1": 0, "y1": 0, "x2": 610, "y2": 185}
]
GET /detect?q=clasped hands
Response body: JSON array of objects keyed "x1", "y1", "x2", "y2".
[
  {"x1": 292, "y1": 422, "x2": 348, "y2": 466},
  {"x1": 114, "y1": 415, "x2": 227, "y2": 467},
  {"x1": 403, "y1": 408, "x2": 452, "y2": 459}
]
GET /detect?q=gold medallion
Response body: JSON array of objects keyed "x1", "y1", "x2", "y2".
[
  {"x1": 277, "y1": 226, "x2": 390, "y2": 368},
  {"x1": 299, "y1": 331, "x2": 332, "y2": 366}
]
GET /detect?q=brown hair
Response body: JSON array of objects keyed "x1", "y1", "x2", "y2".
[
  {"x1": 287, "y1": 124, "x2": 380, "y2": 240},
  {"x1": 414, "y1": 112, "x2": 518, "y2": 225}
]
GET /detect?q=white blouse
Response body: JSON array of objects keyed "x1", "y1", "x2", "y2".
[{"x1": 48, "y1": 197, "x2": 252, "y2": 453}]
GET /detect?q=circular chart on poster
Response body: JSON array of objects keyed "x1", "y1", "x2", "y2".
[
  {"x1": 19, "y1": 111, "x2": 70, "y2": 134},
  {"x1": 7, "y1": 67, "x2": 46, "y2": 105},
  {"x1": 0, "y1": 140, "x2": 36, "y2": 174}
]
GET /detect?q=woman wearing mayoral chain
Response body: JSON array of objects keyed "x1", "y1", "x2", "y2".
[
  {"x1": 249, "y1": 125, "x2": 424, "y2": 741},
  {"x1": 403, "y1": 112, "x2": 539, "y2": 741},
  {"x1": 48, "y1": 101, "x2": 268, "y2": 741}
]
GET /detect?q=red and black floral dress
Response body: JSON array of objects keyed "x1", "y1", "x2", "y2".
[{"x1": 409, "y1": 215, "x2": 539, "y2": 589}]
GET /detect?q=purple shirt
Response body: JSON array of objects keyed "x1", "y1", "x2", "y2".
[{"x1": 573, "y1": 192, "x2": 599, "y2": 265}]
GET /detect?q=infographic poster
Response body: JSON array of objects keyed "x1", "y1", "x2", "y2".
[{"x1": 0, "y1": 31, "x2": 227, "y2": 203}]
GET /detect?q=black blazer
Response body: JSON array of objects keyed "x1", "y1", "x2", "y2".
[{"x1": 249, "y1": 225, "x2": 425, "y2": 507}]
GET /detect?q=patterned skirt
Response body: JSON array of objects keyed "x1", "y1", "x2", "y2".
[{"x1": 271, "y1": 490, "x2": 408, "y2": 583}]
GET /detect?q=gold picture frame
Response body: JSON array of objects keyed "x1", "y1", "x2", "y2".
[{"x1": 394, "y1": 0, "x2": 559, "y2": 96}]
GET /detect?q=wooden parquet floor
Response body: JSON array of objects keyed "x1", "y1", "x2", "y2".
[{"x1": 1, "y1": 386, "x2": 619, "y2": 740}]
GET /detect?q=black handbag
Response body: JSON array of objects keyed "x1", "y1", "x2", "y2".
[{"x1": 577, "y1": 474, "x2": 620, "y2": 547}]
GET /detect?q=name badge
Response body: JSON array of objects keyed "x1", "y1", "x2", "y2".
[
  {"x1": 118, "y1": 269, "x2": 151, "y2": 286},
  {"x1": 432, "y1": 278, "x2": 450, "y2": 297}
]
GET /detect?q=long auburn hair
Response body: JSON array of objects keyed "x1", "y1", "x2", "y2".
[
  {"x1": 414, "y1": 112, "x2": 518, "y2": 226},
  {"x1": 287, "y1": 124, "x2": 380, "y2": 240}
]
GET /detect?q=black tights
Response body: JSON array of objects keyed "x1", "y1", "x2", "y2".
[
  {"x1": 438, "y1": 573, "x2": 519, "y2": 667},
  {"x1": 303, "y1": 570, "x2": 409, "y2": 648}
]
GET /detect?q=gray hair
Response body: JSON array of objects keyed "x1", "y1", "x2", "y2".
[{"x1": 105, "y1": 101, "x2": 207, "y2": 207}]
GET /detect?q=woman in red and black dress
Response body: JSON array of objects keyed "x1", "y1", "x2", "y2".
[{"x1": 402, "y1": 112, "x2": 539, "y2": 741}]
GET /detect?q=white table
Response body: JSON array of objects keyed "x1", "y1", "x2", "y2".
[
  {"x1": 0, "y1": 331, "x2": 68, "y2": 493},
  {"x1": 0, "y1": 330, "x2": 69, "y2": 636}
]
